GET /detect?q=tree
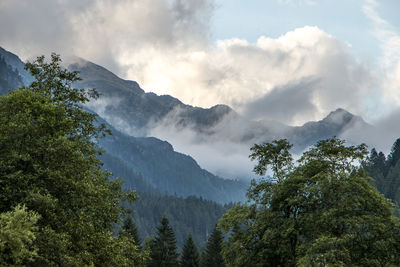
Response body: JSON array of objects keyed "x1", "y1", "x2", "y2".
[
  {"x1": 201, "y1": 227, "x2": 225, "y2": 267},
  {"x1": 249, "y1": 139, "x2": 293, "y2": 182},
  {"x1": 387, "y1": 138, "x2": 400, "y2": 169},
  {"x1": 0, "y1": 205, "x2": 40, "y2": 266},
  {"x1": 0, "y1": 54, "x2": 144, "y2": 266},
  {"x1": 121, "y1": 216, "x2": 142, "y2": 248},
  {"x1": 364, "y1": 148, "x2": 387, "y2": 192},
  {"x1": 180, "y1": 233, "x2": 200, "y2": 267},
  {"x1": 148, "y1": 216, "x2": 179, "y2": 267},
  {"x1": 219, "y1": 138, "x2": 400, "y2": 266}
]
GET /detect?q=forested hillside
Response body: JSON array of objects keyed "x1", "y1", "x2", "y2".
[
  {"x1": 0, "y1": 55, "x2": 23, "y2": 94},
  {"x1": 130, "y1": 193, "x2": 231, "y2": 249},
  {"x1": 99, "y1": 121, "x2": 247, "y2": 204},
  {"x1": 364, "y1": 138, "x2": 400, "y2": 206}
]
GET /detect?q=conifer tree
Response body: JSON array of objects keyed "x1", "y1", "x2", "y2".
[
  {"x1": 388, "y1": 138, "x2": 400, "y2": 168},
  {"x1": 148, "y1": 216, "x2": 178, "y2": 267},
  {"x1": 202, "y1": 227, "x2": 225, "y2": 267},
  {"x1": 180, "y1": 233, "x2": 200, "y2": 267},
  {"x1": 364, "y1": 148, "x2": 387, "y2": 192},
  {"x1": 199, "y1": 247, "x2": 207, "y2": 267},
  {"x1": 121, "y1": 216, "x2": 141, "y2": 248}
]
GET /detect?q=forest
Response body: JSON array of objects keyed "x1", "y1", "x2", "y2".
[{"x1": 1, "y1": 55, "x2": 400, "y2": 266}]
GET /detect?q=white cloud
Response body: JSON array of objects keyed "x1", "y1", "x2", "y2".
[
  {"x1": 127, "y1": 26, "x2": 374, "y2": 125},
  {"x1": 363, "y1": 0, "x2": 400, "y2": 112},
  {"x1": 0, "y1": 0, "x2": 375, "y2": 126}
]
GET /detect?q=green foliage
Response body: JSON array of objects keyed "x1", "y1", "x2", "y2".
[
  {"x1": 199, "y1": 249, "x2": 207, "y2": 267},
  {"x1": 148, "y1": 217, "x2": 179, "y2": 267},
  {"x1": 220, "y1": 137, "x2": 400, "y2": 266},
  {"x1": 364, "y1": 137, "x2": 400, "y2": 206},
  {"x1": 201, "y1": 227, "x2": 225, "y2": 267},
  {"x1": 0, "y1": 205, "x2": 40, "y2": 266},
  {"x1": 180, "y1": 233, "x2": 200, "y2": 267},
  {"x1": 121, "y1": 216, "x2": 142, "y2": 249},
  {"x1": 0, "y1": 54, "x2": 144, "y2": 266},
  {"x1": 249, "y1": 139, "x2": 293, "y2": 181}
]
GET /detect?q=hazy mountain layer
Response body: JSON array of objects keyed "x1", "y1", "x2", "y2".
[
  {"x1": 69, "y1": 59, "x2": 232, "y2": 135},
  {"x1": 98, "y1": 116, "x2": 248, "y2": 203},
  {"x1": 68, "y1": 57, "x2": 372, "y2": 179}
]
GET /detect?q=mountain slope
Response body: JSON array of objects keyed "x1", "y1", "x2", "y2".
[
  {"x1": 98, "y1": 117, "x2": 247, "y2": 203},
  {"x1": 69, "y1": 59, "x2": 371, "y2": 150},
  {"x1": 68, "y1": 57, "x2": 373, "y2": 180},
  {"x1": 69, "y1": 59, "x2": 233, "y2": 135},
  {"x1": 0, "y1": 46, "x2": 33, "y2": 86},
  {"x1": 288, "y1": 108, "x2": 372, "y2": 150}
]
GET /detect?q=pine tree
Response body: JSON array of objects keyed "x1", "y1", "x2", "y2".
[
  {"x1": 364, "y1": 148, "x2": 387, "y2": 192},
  {"x1": 202, "y1": 227, "x2": 225, "y2": 267},
  {"x1": 385, "y1": 161, "x2": 400, "y2": 203},
  {"x1": 199, "y1": 247, "x2": 207, "y2": 267},
  {"x1": 180, "y1": 233, "x2": 200, "y2": 267},
  {"x1": 388, "y1": 138, "x2": 400, "y2": 168},
  {"x1": 148, "y1": 216, "x2": 178, "y2": 267},
  {"x1": 121, "y1": 216, "x2": 142, "y2": 248}
]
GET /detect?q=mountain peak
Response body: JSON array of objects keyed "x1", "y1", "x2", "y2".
[{"x1": 323, "y1": 108, "x2": 354, "y2": 125}]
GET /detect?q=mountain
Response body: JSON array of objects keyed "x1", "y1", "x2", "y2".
[
  {"x1": 0, "y1": 46, "x2": 247, "y2": 203},
  {"x1": 98, "y1": 116, "x2": 248, "y2": 203},
  {"x1": 67, "y1": 57, "x2": 375, "y2": 181},
  {"x1": 68, "y1": 59, "x2": 371, "y2": 146},
  {"x1": 0, "y1": 46, "x2": 33, "y2": 86},
  {"x1": 69, "y1": 59, "x2": 232, "y2": 135},
  {"x1": 288, "y1": 108, "x2": 372, "y2": 151},
  {"x1": 0, "y1": 55, "x2": 23, "y2": 94}
]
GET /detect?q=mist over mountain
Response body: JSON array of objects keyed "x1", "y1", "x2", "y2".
[
  {"x1": 97, "y1": 115, "x2": 247, "y2": 203},
  {"x1": 68, "y1": 57, "x2": 378, "y2": 179},
  {"x1": 68, "y1": 59, "x2": 233, "y2": 136},
  {"x1": 0, "y1": 45, "x2": 394, "y2": 181}
]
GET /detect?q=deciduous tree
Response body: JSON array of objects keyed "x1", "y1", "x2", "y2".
[
  {"x1": 0, "y1": 54, "x2": 144, "y2": 266},
  {"x1": 219, "y1": 138, "x2": 400, "y2": 266}
]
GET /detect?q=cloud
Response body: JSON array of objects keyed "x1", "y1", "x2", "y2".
[
  {"x1": 148, "y1": 119, "x2": 255, "y2": 179},
  {"x1": 0, "y1": 1, "x2": 376, "y2": 126},
  {"x1": 134, "y1": 26, "x2": 374, "y2": 125},
  {"x1": 363, "y1": 0, "x2": 400, "y2": 113},
  {"x1": 341, "y1": 108, "x2": 400, "y2": 154},
  {"x1": 242, "y1": 78, "x2": 318, "y2": 123},
  {"x1": 0, "y1": 0, "x2": 213, "y2": 72}
]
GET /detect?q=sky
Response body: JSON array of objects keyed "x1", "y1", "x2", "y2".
[{"x1": 0, "y1": 0, "x2": 399, "y2": 126}]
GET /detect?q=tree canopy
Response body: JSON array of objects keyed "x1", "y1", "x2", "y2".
[
  {"x1": 219, "y1": 137, "x2": 400, "y2": 266},
  {"x1": 0, "y1": 54, "x2": 144, "y2": 266}
]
